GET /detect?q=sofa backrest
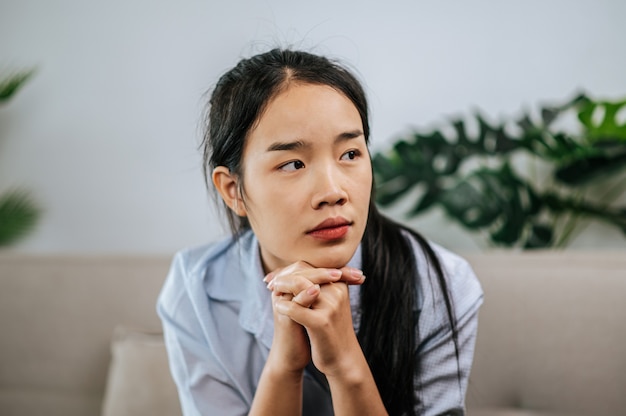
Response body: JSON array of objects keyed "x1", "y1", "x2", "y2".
[
  {"x1": 0, "y1": 254, "x2": 172, "y2": 416},
  {"x1": 1, "y1": 251, "x2": 625, "y2": 416},
  {"x1": 464, "y1": 251, "x2": 626, "y2": 416}
]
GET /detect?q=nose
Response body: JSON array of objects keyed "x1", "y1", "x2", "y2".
[{"x1": 311, "y1": 165, "x2": 348, "y2": 209}]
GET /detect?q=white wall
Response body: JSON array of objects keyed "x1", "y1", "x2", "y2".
[{"x1": 1, "y1": 0, "x2": 625, "y2": 254}]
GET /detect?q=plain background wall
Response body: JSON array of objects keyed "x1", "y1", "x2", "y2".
[{"x1": 1, "y1": 0, "x2": 625, "y2": 254}]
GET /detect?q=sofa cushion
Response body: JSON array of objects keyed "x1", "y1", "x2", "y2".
[
  {"x1": 0, "y1": 254, "x2": 171, "y2": 416},
  {"x1": 464, "y1": 251, "x2": 626, "y2": 416},
  {"x1": 0, "y1": 390, "x2": 100, "y2": 416},
  {"x1": 101, "y1": 327, "x2": 181, "y2": 416},
  {"x1": 469, "y1": 409, "x2": 577, "y2": 416}
]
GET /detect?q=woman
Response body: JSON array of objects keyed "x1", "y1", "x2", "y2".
[{"x1": 158, "y1": 48, "x2": 483, "y2": 416}]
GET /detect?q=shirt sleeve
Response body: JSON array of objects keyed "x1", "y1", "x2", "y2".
[
  {"x1": 157, "y1": 251, "x2": 251, "y2": 416},
  {"x1": 414, "y1": 249, "x2": 484, "y2": 415}
]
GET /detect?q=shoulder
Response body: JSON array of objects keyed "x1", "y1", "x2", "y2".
[
  {"x1": 402, "y1": 230, "x2": 483, "y2": 317},
  {"x1": 165, "y1": 234, "x2": 237, "y2": 288},
  {"x1": 431, "y1": 242, "x2": 483, "y2": 312},
  {"x1": 429, "y1": 241, "x2": 480, "y2": 288},
  {"x1": 158, "y1": 231, "x2": 256, "y2": 313}
]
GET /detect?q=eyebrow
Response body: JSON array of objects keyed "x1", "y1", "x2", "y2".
[
  {"x1": 266, "y1": 129, "x2": 364, "y2": 152},
  {"x1": 266, "y1": 140, "x2": 307, "y2": 152}
]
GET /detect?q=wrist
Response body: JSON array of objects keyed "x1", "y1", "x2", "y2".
[
  {"x1": 325, "y1": 360, "x2": 371, "y2": 387},
  {"x1": 325, "y1": 359, "x2": 388, "y2": 415},
  {"x1": 265, "y1": 354, "x2": 306, "y2": 382}
]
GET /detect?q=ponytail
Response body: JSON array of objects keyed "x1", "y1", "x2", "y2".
[{"x1": 358, "y1": 202, "x2": 459, "y2": 415}]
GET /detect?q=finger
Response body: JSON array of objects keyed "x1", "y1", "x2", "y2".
[
  {"x1": 263, "y1": 260, "x2": 314, "y2": 284},
  {"x1": 274, "y1": 266, "x2": 364, "y2": 286},
  {"x1": 274, "y1": 296, "x2": 307, "y2": 318},
  {"x1": 338, "y1": 267, "x2": 366, "y2": 285},
  {"x1": 272, "y1": 290, "x2": 293, "y2": 301},
  {"x1": 276, "y1": 282, "x2": 350, "y2": 330},
  {"x1": 263, "y1": 271, "x2": 276, "y2": 284},
  {"x1": 263, "y1": 261, "x2": 314, "y2": 286},
  {"x1": 274, "y1": 296, "x2": 317, "y2": 326},
  {"x1": 265, "y1": 264, "x2": 364, "y2": 297},
  {"x1": 268, "y1": 268, "x2": 341, "y2": 294},
  {"x1": 291, "y1": 284, "x2": 321, "y2": 308}
]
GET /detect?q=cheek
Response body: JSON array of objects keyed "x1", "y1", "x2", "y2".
[
  {"x1": 353, "y1": 167, "x2": 373, "y2": 203},
  {"x1": 242, "y1": 179, "x2": 300, "y2": 226}
]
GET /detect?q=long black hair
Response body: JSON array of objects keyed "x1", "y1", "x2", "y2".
[{"x1": 202, "y1": 48, "x2": 459, "y2": 416}]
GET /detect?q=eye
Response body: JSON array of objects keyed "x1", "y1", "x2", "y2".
[
  {"x1": 340, "y1": 150, "x2": 361, "y2": 161},
  {"x1": 279, "y1": 160, "x2": 305, "y2": 172}
]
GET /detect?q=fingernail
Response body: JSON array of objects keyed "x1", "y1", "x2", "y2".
[
  {"x1": 266, "y1": 280, "x2": 274, "y2": 290},
  {"x1": 307, "y1": 284, "x2": 320, "y2": 295},
  {"x1": 263, "y1": 272, "x2": 274, "y2": 283},
  {"x1": 329, "y1": 270, "x2": 341, "y2": 278},
  {"x1": 351, "y1": 268, "x2": 364, "y2": 279}
]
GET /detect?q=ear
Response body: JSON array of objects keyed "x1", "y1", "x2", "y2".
[{"x1": 212, "y1": 166, "x2": 247, "y2": 217}]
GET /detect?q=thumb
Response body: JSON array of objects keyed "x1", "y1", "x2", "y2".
[{"x1": 290, "y1": 284, "x2": 321, "y2": 308}]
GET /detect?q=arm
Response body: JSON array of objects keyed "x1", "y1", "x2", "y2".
[
  {"x1": 414, "y1": 257, "x2": 484, "y2": 415},
  {"x1": 324, "y1": 325, "x2": 388, "y2": 416},
  {"x1": 158, "y1": 268, "x2": 251, "y2": 416},
  {"x1": 249, "y1": 288, "x2": 311, "y2": 416},
  {"x1": 273, "y1": 280, "x2": 388, "y2": 416},
  {"x1": 160, "y1": 255, "x2": 365, "y2": 416},
  {"x1": 160, "y1": 321, "x2": 250, "y2": 416},
  {"x1": 414, "y1": 295, "x2": 482, "y2": 415},
  {"x1": 251, "y1": 263, "x2": 363, "y2": 415}
]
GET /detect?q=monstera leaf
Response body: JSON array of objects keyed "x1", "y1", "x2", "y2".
[
  {"x1": 553, "y1": 97, "x2": 626, "y2": 185},
  {"x1": 373, "y1": 92, "x2": 626, "y2": 249},
  {"x1": 438, "y1": 164, "x2": 548, "y2": 246},
  {"x1": 577, "y1": 98, "x2": 626, "y2": 142}
]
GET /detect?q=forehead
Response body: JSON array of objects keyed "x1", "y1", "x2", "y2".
[{"x1": 246, "y1": 83, "x2": 362, "y2": 146}]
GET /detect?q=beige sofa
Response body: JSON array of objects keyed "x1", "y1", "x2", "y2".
[{"x1": 0, "y1": 251, "x2": 624, "y2": 416}]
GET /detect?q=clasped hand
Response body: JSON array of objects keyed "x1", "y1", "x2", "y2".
[{"x1": 263, "y1": 261, "x2": 366, "y2": 377}]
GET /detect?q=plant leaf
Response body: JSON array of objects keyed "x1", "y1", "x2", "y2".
[
  {"x1": 0, "y1": 69, "x2": 36, "y2": 103},
  {"x1": 578, "y1": 98, "x2": 626, "y2": 142},
  {"x1": 439, "y1": 178, "x2": 501, "y2": 230},
  {"x1": 0, "y1": 190, "x2": 40, "y2": 246},
  {"x1": 409, "y1": 186, "x2": 441, "y2": 215},
  {"x1": 555, "y1": 150, "x2": 626, "y2": 185},
  {"x1": 372, "y1": 92, "x2": 626, "y2": 249},
  {"x1": 524, "y1": 224, "x2": 553, "y2": 248}
]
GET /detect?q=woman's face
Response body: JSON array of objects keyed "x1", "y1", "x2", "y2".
[{"x1": 240, "y1": 82, "x2": 372, "y2": 272}]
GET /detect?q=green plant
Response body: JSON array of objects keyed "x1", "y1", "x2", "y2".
[
  {"x1": 0, "y1": 69, "x2": 40, "y2": 247},
  {"x1": 372, "y1": 93, "x2": 626, "y2": 249}
]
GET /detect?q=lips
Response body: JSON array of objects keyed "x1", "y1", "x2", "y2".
[{"x1": 307, "y1": 217, "x2": 352, "y2": 240}]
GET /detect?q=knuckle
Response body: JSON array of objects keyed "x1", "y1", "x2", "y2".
[
  {"x1": 271, "y1": 278, "x2": 285, "y2": 292},
  {"x1": 292, "y1": 274, "x2": 313, "y2": 289}
]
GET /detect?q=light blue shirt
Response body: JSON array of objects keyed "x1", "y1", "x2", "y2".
[{"x1": 157, "y1": 230, "x2": 483, "y2": 415}]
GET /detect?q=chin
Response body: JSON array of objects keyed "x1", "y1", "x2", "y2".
[{"x1": 305, "y1": 245, "x2": 357, "y2": 269}]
